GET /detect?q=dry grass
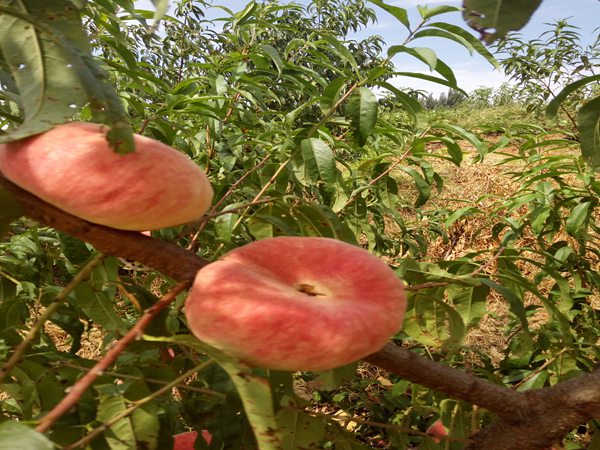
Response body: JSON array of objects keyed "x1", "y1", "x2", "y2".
[{"x1": 386, "y1": 134, "x2": 599, "y2": 369}]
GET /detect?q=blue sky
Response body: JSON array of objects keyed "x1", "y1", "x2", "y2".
[{"x1": 135, "y1": 0, "x2": 599, "y2": 95}]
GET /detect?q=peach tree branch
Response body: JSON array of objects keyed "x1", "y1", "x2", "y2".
[
  {"x1": 35, "y1": 281, "x2": 190, "y2": 433},
  {"x1": 4, "y1": 175, "x2": 600, "y2": 449},
  {"x1": 0, "y1": 175, "x2": 208, "y2": 282},
  {"x1": 0, "y1": 253, "x2": 105, "y2": 384}
]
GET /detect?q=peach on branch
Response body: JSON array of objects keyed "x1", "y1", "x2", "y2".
[
  {"x1": 0, "y1": 122, "x2": 213, "y2": 230},
  {"x1": 184, "y1": 236, "x2": 406, "y2": 371},
  {"x1": 173, "y1": 430, "x2": 212, "y2": 450},
  {"x1": 425, "y1": 419, "x2": 447, "y2": 444}
]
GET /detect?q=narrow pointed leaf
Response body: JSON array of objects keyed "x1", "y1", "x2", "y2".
[
  {"x1": 368, "y1": 0, "x2": 409, "y2": 29},
  {"x1": 546, "y1": 75, "x2": 600, "y2": 118},
  {"x1": 577, "y1": 97, "x2": 600, "y2": 169},
  {"x1": 347, "y1": 87, "x2": 378, "y2": 147}
]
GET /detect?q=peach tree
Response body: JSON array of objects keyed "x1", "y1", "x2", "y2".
[{"x1": 0, "y1": 0, "x2": 599, "y2": 449}]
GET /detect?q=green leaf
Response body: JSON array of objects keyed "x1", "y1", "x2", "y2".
[
  {"x1": 393, "y1": 71, "x2": 465, "y2": 94},
  {"x1": 347, "y1": 87, "x2": 378, "y2": 147},
  {"x1": 313, "y1": 362, "x2": 358, "y2": 391},
  {"x1": 260, "y1": 44, "x2": 284, "y2": 76},
  {"x1": 232, "y1": 0, "x2": 257, "y2": 28},
  {"x1": 447, "y1": 284, "x2": 489, "y2": 328},
  {"x1": 431, "y1": 123, "x2": 488, "y2": 157},
  {"x1": 320, "y1": 76, "x2": 347, "y2": 114},
  {"x1": 320, "y1": 34, "x2": 359, "y2": 74},
  {"x1": 374, "y1": 81, "x2": 423, "y2": 121},
  {"x1": 0, "y1": 2, "x2": 132, "y2": 151},
  {"x1": 426, "y1": 22, "x2": 499, "y2": 69},
  {"x1": 0, "y1": 185, "x2": 21, "y2": 239},
  {"x1": 297, "y1": 138, "x2": 337, "y2": 184},
  {"x1": 0, "y1": 422, "x2": 53, "y2": 450},
  {"x1": 546, "y1": 75, "x2": 600, "y2": 118},
  {"x1": 71, "y1": 258, "x2": 128, "y2": 333},
  {"x1": 388, "y1": 46, "x2": 437, "y2": 71},
  {"x1": 566, "y1": 201, "x2": 592, "y2": 235},
  {"x1": 58, "y1": 233, "x2": 91, "y2": 265},
  {"x1": 293, "y1": 204, "x2": 357, "y2": 243},
  {"x1": 248, "y1": 204, "x2": 301, "y2": 240},
  {"x1": 403, "y1": 293, "x2": 465, "y2": 348},
  {"x1": 97, "y1": 395, "x2": 136, "y2": 449},
  {"x1": 399, "y1": 167, "x2": 430, "y2": 207},
  {"x1": 418, "y1": 5, "x2": 461, "y2": 19},
  {"x1": 462, "y1": 0, "x2": 543, "y2": 43},
  {"x1": 368, "y1": 0, "x2": 409, "y2": 29},
  {"x1": 578, "y1": 96, "x2": 600, "y2": 169},
  {"x1": 278, "y1": 402, "x2": 326, "y2": 450},
  {"x1": 480, "y1": 279, "x2": 528, "y2": 330}
]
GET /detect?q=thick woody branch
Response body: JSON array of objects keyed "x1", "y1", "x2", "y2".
[
  {"x1": 0, "y1": 175, "x2": 208, "y2": 282},
  {"x1": 4, "y1": 175, "x2": 600, "y2": 449},
  {"x1": 365, "y1": 344, "x2": 525, "y2": 419}
]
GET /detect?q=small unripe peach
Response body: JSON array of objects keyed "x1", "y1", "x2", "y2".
[
  {"x1": 0, "y1": 122, "x2": 213, "y2": 230},
  {"x1": 185, "y1": 236, "x2": 406, "y2": 371}
]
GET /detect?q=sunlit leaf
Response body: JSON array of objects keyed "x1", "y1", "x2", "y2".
[
  {"x1": 368, "y1": 0, "x2": 409, "y2": 29},
  {"x1": 546, "y1": 75, "x2": 600, "y2": 118},
  {"x1": 566, "y1": 201, "x2": 592, "y2": 235},
  {"x1": 347, "y1": 87, "x2": 378, "y2": 146}
]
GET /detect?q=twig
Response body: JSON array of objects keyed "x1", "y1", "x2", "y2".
[
  {"x1": 0, "y1": 253, "x2": 105, "y2": 383},
  {"x1": 212, "y1": 157, "x2": 292, "y2": 256},
  {"x1": 470, "y1": 247, "x2": 505, "y2": 277},
  {"x1": 187, "y1": 152, "x2": 272, "y2": 251},
  {"x1": 342, "y1": 147, "x2": 412, "y2": 210},
  {"x1": 307, "y1": 82, "x2": 359, "y2": 138},
  {"x1": 406, "y1": 247, "x2": 505, "y2": 291},
  {"x1": 54, "y1": 362, "x2": 225, "y2": 397},
  {"x1": 63, "y1": 361, "x2": 214, "y2": 449},
  {"x1": 35, "y1": 282, "x2": 190, "y2": 433}
]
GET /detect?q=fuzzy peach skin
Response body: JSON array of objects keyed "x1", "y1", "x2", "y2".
[
  {"x1": 173, "y1": 430, "x2": 212, "y2": 449},
  {"x1": 184, "y1": 236, "x2": 406, "y2": 371},
  {"x1": 425, "y1": 420, "x2": 447, "y2": 444},
  {"x1": 0, "y1": 122, "x2": 213, "y2": 230}
]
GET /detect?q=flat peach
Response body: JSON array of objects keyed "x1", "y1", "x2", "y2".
[
  {"x1": 0, "y1": 122, "x2": 213, "y2": 230},
  {"x1": 185, "y1": 236, "x2": 406, "y2": 371}
]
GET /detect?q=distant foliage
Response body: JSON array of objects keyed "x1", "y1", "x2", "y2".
[
  {"x1": 422, "y1": 89, "x2": 467, "y2": 109},
  {"x1": 495, "y1": 20, "x2": 600, "y2": 123}
]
